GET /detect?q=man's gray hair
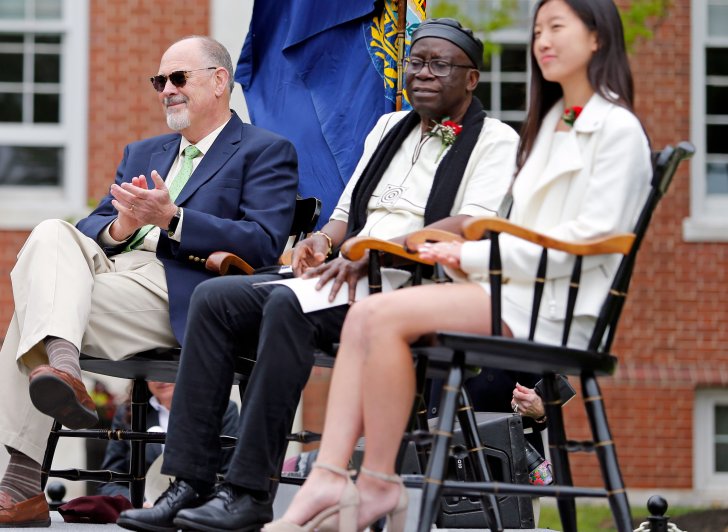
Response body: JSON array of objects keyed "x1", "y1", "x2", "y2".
[{"x1": 175, "y1": 35, "x2": 235, "y2": 94}]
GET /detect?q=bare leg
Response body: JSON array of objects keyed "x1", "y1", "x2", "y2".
[
  {"x1": 277, "y1": 283, "x2": 494, "y2": 527},
  {"x1": 355, "y1": 283, "x2": 493, "y2": 527}
]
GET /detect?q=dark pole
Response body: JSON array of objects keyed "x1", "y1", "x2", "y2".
[{"x1": 395, "y1": 0, "x2": 407, "y2": 111}]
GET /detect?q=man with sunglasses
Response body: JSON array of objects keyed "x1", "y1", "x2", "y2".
[
  {"x1": 0, "y1": 35, "x2": 297, "y2": 527},
  {"x1": 118, "y1": 18, "x2": 519, "y2": 532}
]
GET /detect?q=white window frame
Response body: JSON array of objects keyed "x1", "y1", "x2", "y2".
[
  {"x1": 684, "y1": 0, "x2": 728, "y2": 241},
  {"x1": 0, "y1": 0, "x2": 89, "y2": 229},
  {"x1": 478, "y1": 29, "x2": 531, "y2": 125},
  {"x1": 694, "y1": 389, "x2": 728, "y2": 493}
]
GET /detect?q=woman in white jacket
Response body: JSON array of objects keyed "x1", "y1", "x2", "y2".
[{"x1": 265, "y1": 1, "x2": 651, "y2": 531}]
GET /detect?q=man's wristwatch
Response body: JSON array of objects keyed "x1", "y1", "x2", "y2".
[{"x1": 167, "y1": 207, "x2": 182, "y2": 237}]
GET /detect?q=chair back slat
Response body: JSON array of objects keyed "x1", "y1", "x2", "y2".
[
  {"x1": 528, "y1": 249, "x2": 549, "y2": 340},
  {"x1": 489, "y1": 233, "x2": 503, "y2": 337},
  {"x1": 562, "y1": 255, "x2": 583, "y2": 346},
  {"x1": 588, "y1": 142, "x2": 695, "y2": 352}
]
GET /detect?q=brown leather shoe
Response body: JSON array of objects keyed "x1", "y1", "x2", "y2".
[
  {"x1": 28, "y1": 365, "x2": 99, "y2": 429},
  {"x1": 0, "y1": 492, "x2": 50, "y2": 528}
]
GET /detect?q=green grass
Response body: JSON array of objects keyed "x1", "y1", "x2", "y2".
[{"x1": 538, "y1": 504, "x2": 700, "y2": 531}]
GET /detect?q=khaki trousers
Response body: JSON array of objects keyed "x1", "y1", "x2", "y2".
[{"x1": 0, "y1": 219, "x2": 177, "y2": 463}]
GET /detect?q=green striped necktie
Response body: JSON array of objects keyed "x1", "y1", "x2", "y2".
[{"x1": 125, "y1": 144, "x2": 201, "y2": 251}]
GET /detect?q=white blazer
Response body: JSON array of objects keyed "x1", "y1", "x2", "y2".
[{"x1": 460, "y1": 92, "x2": 652, "y2": 326}]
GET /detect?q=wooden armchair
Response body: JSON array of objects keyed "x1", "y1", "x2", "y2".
[
  {"x1": 401, "y1": 142, "x2": 695, "y2": 532},
  {"x1": 336, "y1": 142, "x2": 694, "y2": 532},
  {"x1": 40, "y1": 196, "x2": 322, "y2": 507}
]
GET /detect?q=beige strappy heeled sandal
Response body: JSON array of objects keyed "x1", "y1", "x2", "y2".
[
  {"x1": 359, "y1": 466, "x2": 409, "y2": 532},
  {"x1": 262, "y1": 462, "x2": 359, "y2": 532}
]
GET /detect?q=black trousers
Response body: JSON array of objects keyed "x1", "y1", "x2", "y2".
[{"x1": 161, "y1": 273, "x2": 348, "y2": 491}]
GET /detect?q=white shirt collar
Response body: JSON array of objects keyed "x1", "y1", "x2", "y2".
[{"x1": 179, "y1": 115, "x2": 231, "y2": 157}]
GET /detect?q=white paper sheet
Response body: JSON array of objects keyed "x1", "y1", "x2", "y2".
[{"x1": 256, "y1": 268, "x2": 412, "y2": 313}]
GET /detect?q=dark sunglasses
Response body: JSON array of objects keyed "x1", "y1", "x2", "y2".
[{"x1": 150, "y1": 67, "x2": 217, "y2": 92}]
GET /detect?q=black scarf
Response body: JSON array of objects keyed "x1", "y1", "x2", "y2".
[{"x1": 342, "y1": 97, "x2": 486, "y2": 244}]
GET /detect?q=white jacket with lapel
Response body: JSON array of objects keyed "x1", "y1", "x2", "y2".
[{"x1": 461, "y1": 92, "x2": 652, "y2": 329}]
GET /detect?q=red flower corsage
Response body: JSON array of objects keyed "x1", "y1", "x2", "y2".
[
  {"x1": 562, "y1": 106, "x2": 583, "y2": 127},
  {"x1": 429, "y1": 117, "x2": 463, "y2": 162}
]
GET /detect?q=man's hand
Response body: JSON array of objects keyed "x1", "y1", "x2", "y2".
[
  {"x1": 301, "y1": 255, "x2": 368, "y2": 303},
  {"x1": 110, "y1": 171, "x2": 177, "y2": 240},
  {"x1": 291, "y1": 234, "x2": 330, "y2": 277}
]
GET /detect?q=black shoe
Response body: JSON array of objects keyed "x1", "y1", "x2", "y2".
[
  {"x1": 173, "y1": 483, "x2": 273, "y2": 532},
  {"x1": 117, "y1": 480, "x2": 208, "y2": 532}
]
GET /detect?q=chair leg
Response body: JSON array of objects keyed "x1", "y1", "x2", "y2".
[
  {"x1": 582, "y1": 372, "x2": 632, "y2": 532},
  {"x1": 416, "y1": 352, "x2": 464, "y2": 532},
  {"x1": 40, "y1": 420, "x2": 63, "y2": 491},
  {"x1": 129, "y1": 378, "x2": 149, "y2": 508},
  {"x1": 542, "y1": 374, "x2": 577, "y2": 532},
  {"x1": 456, "y1": 388, "x2": 504, "y2": 532},
  {"x1": 412, "y1": 356, "x2": 431, "y2": 474}
]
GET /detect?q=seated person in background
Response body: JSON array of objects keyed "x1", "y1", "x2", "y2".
[
  {"x1": 97, "y1": 382, "x2": 239, "y2": 504},
  {"x1": 118, "y1": 17, "x2": 519, "y2": 532},
  {"x1": 268, "y1": 1, "x2": 652, "y2": 531},
  {"x1": 0, "y1": 35, "x2": 297, "y2": 528}
]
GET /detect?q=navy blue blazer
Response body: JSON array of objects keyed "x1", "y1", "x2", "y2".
[{"x1": 76, "y1": 112, "x2": 298, "y2": 342}]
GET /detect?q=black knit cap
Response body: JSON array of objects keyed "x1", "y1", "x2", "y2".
[{"x1": 411, "y1": 18, "x2": 484, "y2": 70}]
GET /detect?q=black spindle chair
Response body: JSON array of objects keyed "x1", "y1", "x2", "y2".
[
  {"x1": 400, "y1": 141, "x2": 695, "y2": 532},
  {"x1": 40, "y1": 196, "x2": 322, "y2": 508}
]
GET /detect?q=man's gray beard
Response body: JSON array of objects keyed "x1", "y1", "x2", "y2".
[{"x1": 166, "y1": 109, "x2": 190, "y2": 131}]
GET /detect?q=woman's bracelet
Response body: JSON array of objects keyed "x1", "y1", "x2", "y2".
[
  {"x1": 312, "y1": 231, "x2": 333, "y2": 257},
  {"x1": 534, "y1": 414, "x2": 548, "y2": 424}
]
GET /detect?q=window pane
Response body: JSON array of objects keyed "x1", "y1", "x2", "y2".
[
  {"x1": 0, "y1": 0, "x2": 24, "y2": 19},
  {"x1": 707, "y1": 86, "x2": 728, "y2": 115},
  {"x1": 716, "y1": 406, "x2": 728, "y2": 472},
  {"x1": 34, "y1": 53, "x2": 60, "y2": 83},
  {"x1": 0, "y1": 53, "x2": 23, "y2": 82},
  {"x1": 34, "y1": 93, "x2": 59, "y2": 123},
  {"x1": 474, "y1": 82, "x2": 491, "y2": 110},
  {"x1": 34, "y1": 0, "x2": 62, "y2": 20},
  {"x1": 707, "y1": 48, "x2": 728, "y2": 76},
  {"x1": 708, "y1": 5, "x2": 728, "y2": 37},
  {"x1": 0, "y1": 146, "x2": 62, "y2": 186},
  {"x1": 0, "y1": 93, "x2": 22, "y2": 122},
  {"x1": 707, "y1": 125, "x2": 728, "y2": 154},
  {"x1": 501, "y1": 46, "x2": 527, "y2": 72},
  {"x1": 717, "y1": 406, "x2": 728, "y2": 433},
  {"x1": 35, "y1": 34, "x2": 61, "y2": 45},
  {"x1": 718, "y1": 444, "x2": 728, "y2": 472},
  {"x1": 707, "y1": 163, "x2": 728, "y2": 194},
  {"x1": 501, "y1": 82, "x2": 527, "y2": 111},
  {"x1": 0, "y1": 34, "x2": 24, "y2": 44}
]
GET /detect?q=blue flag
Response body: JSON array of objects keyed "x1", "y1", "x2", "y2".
[{"x1": 237, "y1": 0, "x2": 424, "y2": 226}]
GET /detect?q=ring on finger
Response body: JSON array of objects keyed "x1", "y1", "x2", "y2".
[{"x1": 512, "y1": 402, "x2": 519, "y2": 413}]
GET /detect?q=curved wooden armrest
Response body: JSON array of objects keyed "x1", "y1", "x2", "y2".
[
  {"x1": 462, "y1": 217, "x2": 635, "y2": 256},
  {"x1": 404, "y1": 228, "x2": 465, "y2": 252},
  {"x1": 206, "y1": 251, "x2": 255, "y2": 276},
  {"x1": 341, "y1": 236, "x2": 434, "y2": 265}
]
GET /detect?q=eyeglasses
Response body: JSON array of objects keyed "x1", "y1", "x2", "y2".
[
  {"x1": 150, "y1": 67, "x2": 217, "y2": 92},
  {"x1": 404, "y1": 57, "x2": 475, "y2": 77}
]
